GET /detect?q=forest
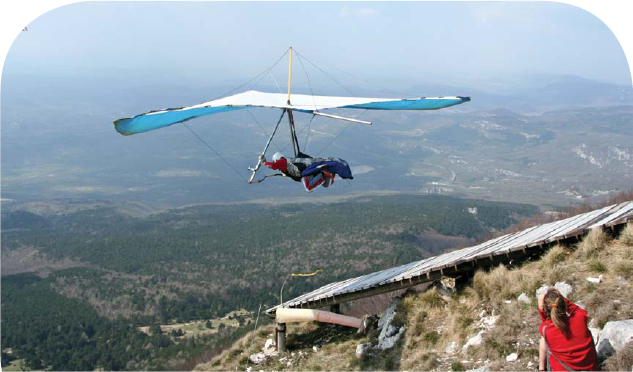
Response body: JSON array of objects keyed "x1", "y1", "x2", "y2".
[{"x1": 1, "y1": 194, "x2": 538, "y2": 370}]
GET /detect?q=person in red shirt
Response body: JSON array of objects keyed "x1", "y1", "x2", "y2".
[
  {"x1": 538, "y1": 288, "x2": 599, "y2": 371},
  {"x1": 264, "y1": 152, "x2": 335, "y2": 192}
]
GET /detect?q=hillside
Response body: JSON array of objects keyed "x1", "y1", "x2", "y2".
[
  {"x1": 197, "y1": 223, "x2": 633, "y2": 371},
  {"x1": 0, "y1": 194, "x2": 537, "y2": 370}
]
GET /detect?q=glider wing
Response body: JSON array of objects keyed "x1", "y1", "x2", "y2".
[{"x1": 114, "y1": 90, "x2": 470, "y2": 135}]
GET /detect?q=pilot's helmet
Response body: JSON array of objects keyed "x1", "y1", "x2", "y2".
[{"x1": 272, "y1": 152, "x2": 284, "y2": 162}]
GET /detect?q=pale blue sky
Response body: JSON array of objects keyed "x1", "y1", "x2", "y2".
[{"x1": 4, "y1": 1, "x2": 631, "y2": 88}]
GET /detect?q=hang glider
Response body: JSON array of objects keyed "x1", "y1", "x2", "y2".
[
  {"x1": 114, "y1": 90, "x2": 470, "y2": 136},
  {"x1": 113, "y1": 47, "x2": 470, "y2": 188}
]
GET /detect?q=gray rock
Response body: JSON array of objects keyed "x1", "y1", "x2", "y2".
[
  {"x1": 263, "y1": 338, "x2": 276, "y2": 356},
  {"x1": 535, "y1": 282, "x2": 573, "y2": 299},
  {"x1": 358, "y1": 314, "x2": 379, "y2": 335},
  {"x1": 377, "y1": 298, "x2": 401, "y2": 330},
  {"x1": 596, "y1": 338, "x2": 616, "y2": 360},
  {"x1": 463, "y1": 330, "x2": 485, "y2": 354},
  {"x1": 518, "y1": 293, "x2": 531, "y2": 304},
  {"x1": 249, "y1": 352, "x2": 266, "y2": 364},
  {"x1": 355, "y1": 343, "x2": 372, "y2": 359},
  {"x1": 596, "y1": 319, "x2": 633, "y2": 359},
  {"x1": 377, "y1": 297, "x2": 405, "y2": 350},
  {"x1": 378, "y1": 326, "x2": 405, "y2": 350},
  {"x1": 445, "y1": 341, "x2": 458, "y2": 354},
  {"x1": 506, "y1": 352, "x2": 518, "y2": 362},
  {"x1": 466, "y1": 366, "x2": 490, "y2": 372}
]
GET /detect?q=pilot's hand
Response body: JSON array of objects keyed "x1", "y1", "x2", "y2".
[{"x1": 538, "y1": 291, "x2": 546, "y2": 311}]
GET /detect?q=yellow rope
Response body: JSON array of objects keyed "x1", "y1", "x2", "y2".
[{"x1": 291, "y1": 270, "x2": 322, "y2": 277}]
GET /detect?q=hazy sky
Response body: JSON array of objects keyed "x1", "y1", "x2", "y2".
[{"x1": 3, "y1": 1, "x2": 631, "y2": 88}]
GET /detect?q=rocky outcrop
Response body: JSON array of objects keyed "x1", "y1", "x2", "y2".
[
  {"x1": 535, "y1": 282, "x2": 573, "y2": 298},
  {"x1": 355, "y1": 297, "x2": 406, "y2": 358},
  {"x1": 376, "y1": 298, "x2": 405, "y2": 350},
  {"x1": 596, "y1": 319, "x2": 633, "y2": 359}
]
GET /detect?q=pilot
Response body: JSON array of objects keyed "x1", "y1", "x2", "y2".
[{"x1": 264, "y1": 152, "x2": 334, "y2": 192}]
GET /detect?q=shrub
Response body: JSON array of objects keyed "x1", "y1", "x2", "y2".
[
  {"x1": 472, "y1": 265, "x2": 540, "y2": 303},
  {"x1": 617, "y1": 222, "x2": 633, "y2": 246},
  {"x1": 578, "y1": 228, "x2": 609, "y2": 258},
  {"x1": 603, "y1": 342, "x2": 633, "y2": 371},
  {"x1": 613, "y1": 260, "x2": 633, "y2": 279},
  {"x1": 588, "y1": 260, "x2": 608, "y2": 273},
  {"x1": 541, "y1": 245, "x2": 567, "y2": 268},
  {"x1": 417, "y1": 288, "x2": 445, "y2": 309},
  {"x1": 451, "y1": 361, "x2": 465, "y2": 371},
  {"x1": 423, "y1": 331, "x2": 440, "y2": 345}
]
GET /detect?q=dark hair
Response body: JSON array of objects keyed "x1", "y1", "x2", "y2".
[{"x1": 543, "y1": 288, "x2": 569, "y2": 337}]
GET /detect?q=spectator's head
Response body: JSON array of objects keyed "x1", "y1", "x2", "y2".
[
  {"x1": 272, "y1": 152, "x2": 284, "y2": 162},
  {"x1": 544, "y1": 288, "x2": 569, "y2": 336}
]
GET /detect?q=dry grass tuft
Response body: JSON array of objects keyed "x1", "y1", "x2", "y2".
[
  {"x1": 617, "y1": 222, "x2": 633, "y2": 246},
  {"x1": 587, "y1": 260, "x2": 608, "y2": 273},
  {"x1": 578, "y1": 228, "x2": 609, "y2": 259},
  {"x1": 603, "y1": 342, "x2": 633, "y2": 371},
  {"x1": 472, "y1": 264, "x2": 541, "y2": 305},
  {"x1": 540, "y1": 245, "x2": 568, "y2": 269},
  {"x1": 613, "y1": 260, "x2": 633, "y2": 279},
  {"x1": 417, "y1": 287, "x2": 446, "y2": 310}
]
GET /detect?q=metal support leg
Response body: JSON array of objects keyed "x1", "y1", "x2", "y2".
[{"x1": 276, "y1": 322, "x2": 286, "y2": 353}]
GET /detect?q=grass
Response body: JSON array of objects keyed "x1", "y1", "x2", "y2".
[
  {"x1": 195, "y1": 220, "x2": 633, "y2": 372},
  {"x1": 423, "y1": 331, "x2": 440, "y2": 345},
  {"x1": 540, "y1": 245, "x2": 567, "y2": 269},
  {"x1": 2, "y1": 359, "x2": 26, "y2": 371},
  {"x1": 587, "y1": 260, "x2": 608, "y2": 273},
  {"x1": 617, "y1": 222, "x2": 633, "y2": 246},
  {"x1": 604, "y1": 342, "x2": 633, "y2": 371},
  {"x1": 578, "y1": 228, "x2": 609, "y2": 259},
  {"x1": 471, "y1": 264, "x2": 541, "y2": 306},
  {"x1": 613, "y1": 260, "x2": 633, "y2": 278}
]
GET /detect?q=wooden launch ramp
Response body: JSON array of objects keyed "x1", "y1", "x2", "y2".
[{"x1": 267, "y1": 201, "x2": 633, "y2": 316}]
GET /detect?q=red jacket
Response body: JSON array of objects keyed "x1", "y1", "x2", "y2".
[
  {"x1": 539, "y1": 299, "x2": 599, "y2": 371},
  {"x1": 264, "y1": 158, "x2": 288, "y2": 173}
]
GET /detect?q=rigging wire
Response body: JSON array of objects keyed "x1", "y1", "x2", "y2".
[
  {"x1": 213, "y1": 49, "x2": 289, "y2": 101},
  {"x1": 294, "y1": 50, "x2": 410, "y2": 97},
  {"x1": 294, "y1": 50, "x2": 356, "y2": 96},
  {"x1": 315, "y1": 109, "x2": 368, "y2": 156},
  {"x1": 182, "y1": 123, "x2": 248, "y2": 182},
  {"x1": 303, "y1": 115, "x2": 315, "y2": 152},
  {"x1": 246, "y1": 109, "x2": 281, "y2": 152},
  {"x1": 268, "y1": 71, "x2": 283, "y2": 94},
  {"x1": 179, "y1": 49, "x2": 292, "y2": 182}
]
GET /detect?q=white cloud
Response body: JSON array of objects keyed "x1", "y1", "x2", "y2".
[{"x1": 339, "y1": 5, "x2": 379, "y2": 19}]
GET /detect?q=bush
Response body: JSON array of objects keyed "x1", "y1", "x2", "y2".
[
  {"x1": 541, "y1": 245, "x2": 567, "y2": 268},
  {"x1": 423, "y1": 331, "x2": 440, "y2": 345},
  {"x1": 588, "y1": 260, "x2": 608, "y2": 273},
  {"x1": 578, "y1": 228, "x2": 609, "y2": 258},
  {"x1": 613, "y1": 260, "x2": 633, "y2": 279},
  {"x1": 472, "y1": 265, "x2": 540, "y2": 303},
  {"x1": 603, "y1": 342, "x2": 633, "y2": 371},
  {"x1": 617, "y1": 222, "x2": 633, "y2": 246},
  {"x1": 417, "y1": 289, "x2": 445, "y2": 309}
]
